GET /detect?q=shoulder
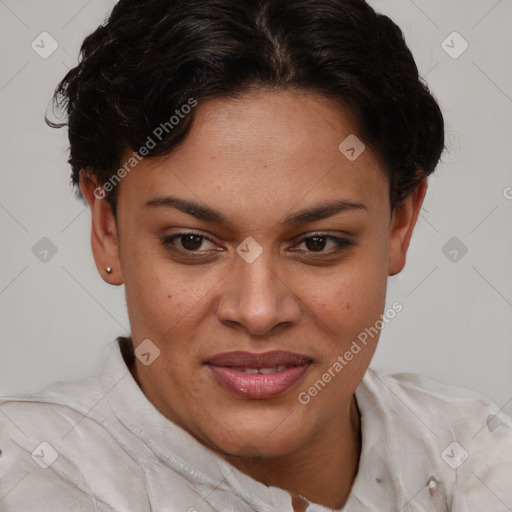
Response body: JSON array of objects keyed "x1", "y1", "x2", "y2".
[
  {"x1": 359, "y1": 368, "x2": 512, "y2": 507},
  {"x1": 0, "y1": 387, "x2": 97, "y2": 510},
  {"x1": 0, "y1": 379, "x2": 147, "y2": 511},
  {"x1": 363, "y1": 367, "x2": 511, "y2": 432},
  {"x1": 0, "y1": 376, "x2": 113, "y2": 449}
]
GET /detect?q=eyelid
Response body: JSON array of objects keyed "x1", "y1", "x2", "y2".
[
  {"x1": 171, "y1": 229, "x2": 214, "y2": 239},
  {"x1": 290, "y1": 230, "x2": 354, "y2": 243}
]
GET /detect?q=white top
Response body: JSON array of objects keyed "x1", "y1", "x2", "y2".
[{"x1": 1, "y1": 337, "x2": 511, "y2": 511}]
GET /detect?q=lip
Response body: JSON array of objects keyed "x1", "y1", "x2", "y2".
[
  {"x1": 206, "y1": 350, "x2": 312, "y2": 367},
  {"x1": 205, "y1": 350, "x2": 312, "y2": 400}
]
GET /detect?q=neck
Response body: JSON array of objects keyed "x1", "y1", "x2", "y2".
[{"x1": 223, "y1": 395, "x2": 361, "y2": 510}]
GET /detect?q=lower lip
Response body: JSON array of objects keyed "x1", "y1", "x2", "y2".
[{"x1": 206, "y1": 364, "x2": 311, "y2": 399}]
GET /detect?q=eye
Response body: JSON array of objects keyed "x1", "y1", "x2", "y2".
[
  {"x1": 291, "y1": 233, "x2": 355, "y2": 255},
  {"x1": 161, "y1": 232, "x2": 219, "y2": 254},
  {"x1": 161, "y1": 231, "x2": 355, "y2": 257}
]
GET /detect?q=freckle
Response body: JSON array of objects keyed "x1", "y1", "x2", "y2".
[
  {"x1": 346, "y1": 303, "x2": 350, "y2": 309},
  {"x1": 168, "y1": 295, "x2": 172, "y2": 299}
]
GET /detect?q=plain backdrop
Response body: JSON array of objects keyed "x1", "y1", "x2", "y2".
[{"x1": 1, "y1": 0, "x2": 511, "y2": 415}]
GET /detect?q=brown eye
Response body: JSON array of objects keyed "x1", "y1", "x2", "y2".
[
  {"x1": 179, "y1": 234, "x2": 205, "y2": 251},
  {"x1": 304, "y1": 235, "x2": 328, "y2": 252},
  {"x1": 161, "y1": 232, "x2": 218, "y2": 254},
  {"x1": 292, "y1": 234, "x2": 354, "y2": 255}
]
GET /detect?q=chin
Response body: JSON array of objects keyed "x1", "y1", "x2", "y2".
[
  {"x1": 202, "y1": 412, "x2": 311, "y2": 458},
  {"x1": 219, "y1": 436, "x2": 304, "y2": 460}
]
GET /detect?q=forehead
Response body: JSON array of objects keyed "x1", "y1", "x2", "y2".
[{"x1": 118, "y1": 89, "x2": 389, "y2": 216}]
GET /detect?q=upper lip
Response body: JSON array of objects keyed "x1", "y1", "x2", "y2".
[{"x1": 206, "y1": 350, "x2": 312, "y2": 367}]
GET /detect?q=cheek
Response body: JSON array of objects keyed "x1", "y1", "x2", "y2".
[
  {"x1": 125, "y1": 258, "x2": 221, "y2": 344},
  {"x1": 322, "y1": 274, "x2": 386, "y2": 331},
  {"x1": 121, "y1": 245, "x2": 185, "y2": 338},
  {"x1": 121, "y1": 235, "x2": 182, "y2": 313},
  {"x1": 307, "y1": 248, "x2": 388, "y2": 341},
  {"x1": 130, "y1": 273, "x2": 186, "y2": 324}
]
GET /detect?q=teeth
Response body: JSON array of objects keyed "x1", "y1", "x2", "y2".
[
  {"x1": 258, "y1": 366, "x2": 278, "y2": 374},
  {"x1": 240, "y1": 365, "x2": 288, "y2": 374}
]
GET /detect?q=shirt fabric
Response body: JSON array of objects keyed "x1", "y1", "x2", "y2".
[{"x1": 1, "y1": 336, "x2": 511, "y2": 511}]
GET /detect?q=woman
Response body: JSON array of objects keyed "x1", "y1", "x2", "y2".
[{"x1": 1, "y1": 0, "x2": 511, "y2": 510}]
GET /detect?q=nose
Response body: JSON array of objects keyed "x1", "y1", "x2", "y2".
[{"x1": 216, "y1": 250, "x2": 301, "y2": 337}]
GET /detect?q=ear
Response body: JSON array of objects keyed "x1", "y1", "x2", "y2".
[
  {"x1": 79, "y1": 170, "x2": 123, "y2": 285},
  {"x1": 388, "y1": 177, "x2": 428, "y2": 277}
]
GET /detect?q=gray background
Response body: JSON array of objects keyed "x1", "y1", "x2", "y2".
[{"x1": 0, "y1": 0, "x2": 511, "y2": 415}]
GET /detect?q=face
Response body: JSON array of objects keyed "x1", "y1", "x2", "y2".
[{"x1": 81, "y1": 89, "x2": 426, "y2": 460}]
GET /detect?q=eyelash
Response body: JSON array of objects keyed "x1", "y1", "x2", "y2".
[{"x1": 160, "y1": 231, "x2": 355, "y2": 257}]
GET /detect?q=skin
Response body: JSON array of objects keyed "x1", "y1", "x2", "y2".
[{"x1": 80, "y1": 89, "x2": 427, "y2": 511}]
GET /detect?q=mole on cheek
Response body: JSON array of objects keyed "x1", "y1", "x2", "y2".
[{"x1": 346, "y1": 303, "x2": 350, "y2": 309}]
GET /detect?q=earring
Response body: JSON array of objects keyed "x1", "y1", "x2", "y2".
[{"x1": 105, "y1": 266, "x2": 113, "y2": 274}]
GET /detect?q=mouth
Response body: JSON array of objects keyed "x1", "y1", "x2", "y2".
[{"x1": 205, "y1": 350, "x2": 312, "y2": 400}]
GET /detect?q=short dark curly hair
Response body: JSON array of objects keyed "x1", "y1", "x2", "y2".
[{"x1": 46, "y1": 0, "x2": 445, "y2": 218}]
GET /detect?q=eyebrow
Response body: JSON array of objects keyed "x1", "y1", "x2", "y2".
[{"x1": 144, "y1": 195, "x2": 367, "y2": 226}]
